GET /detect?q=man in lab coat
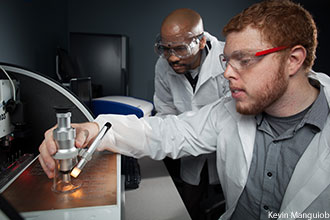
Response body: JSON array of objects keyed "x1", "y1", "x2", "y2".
[
  {"x1": 39, "y1": 0, "x2": 330, "y2": 219},
  {"x1": 153, "y1": 8, "x2": 229, "y2": 219}
]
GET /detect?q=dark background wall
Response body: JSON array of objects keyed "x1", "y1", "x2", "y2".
[
  {"x1": 67, "y1": 0, "x2": 256, "y2": 101},
  {"x1": 291, "y1": 0, "x2": 329, "y2": 75},
  {"x1": 1, "y1": 0, "x2": 329, "y2": 102},
  {"x1": 0, "y1": 0, "x2": 67, "y2": 77}
]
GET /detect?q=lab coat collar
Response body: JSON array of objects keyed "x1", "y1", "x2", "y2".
[
  {"x1": 278, "y1": 71, "x2": 330, "y2": 217},
  {"x1": 197, "y1": 32, "x2": 224, "y2": 87},
  {"x1": 311, "y1": 70, "x2": 330, "y2": 108},
  {"x1": 225, "y1": 99, "x2": 256, "y2": 169},
  {"x1": 279, "y1": 118, "x2": 330, "y2": 217}
]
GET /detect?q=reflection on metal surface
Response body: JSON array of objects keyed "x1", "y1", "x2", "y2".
[
  {"x1": 52, "y1": 160, "x2": 82, "y2": 193},
  {"x1": 2, "y1": 151, "x2": 117, "y2": 212},
  {"x1": 51, "y1": 174, "x2": 82, "y2": 193}
]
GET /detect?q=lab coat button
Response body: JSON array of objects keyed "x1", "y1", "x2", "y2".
[
  {"x1": 171, "y1": 136, "x2": 175, "y2": 140},
  {"x1": 267, "y1": 172, "x2": 272, "y2": 177},
  {"x1": 263, "y1": 205, "x2": 269, "y2": 210}
]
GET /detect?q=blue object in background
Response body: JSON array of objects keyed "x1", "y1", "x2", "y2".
[
  {"x1": 92, "y1": 99, "x2": 144, "y2": 118},
  {"x1": 91, "y1": 96, "x2": 154, "y2": 119}
]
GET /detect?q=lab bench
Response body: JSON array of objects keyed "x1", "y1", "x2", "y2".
[{"x1": 0, "y1": 153, "x2": 190, "y2": 220}]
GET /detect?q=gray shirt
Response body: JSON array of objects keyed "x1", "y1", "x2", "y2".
[{"x1": 231, "y1": 84, "x2": 329, "y2": 220}]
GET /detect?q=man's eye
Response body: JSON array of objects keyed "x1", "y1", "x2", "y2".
[
  {"x1": 239, "y1": 58, "x2": 252, "y2": 66},
  {"x1": 173, "y1": 46, "x2": 187, "y2": 52},
  {"x1": 159, "y1": 46, "x2": 170, "y2": 51}
]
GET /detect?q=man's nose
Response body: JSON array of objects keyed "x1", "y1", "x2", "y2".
[
  {"x1": 223, "y1": 63, "x2": 239, "y2": 80},
  {"x1": 167, "y1": 53, "x2": 180, "y2": 62}
]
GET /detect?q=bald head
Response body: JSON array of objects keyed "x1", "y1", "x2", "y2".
[{"x1": 161, "y1": 8, "x2": 204, "y2": 40}]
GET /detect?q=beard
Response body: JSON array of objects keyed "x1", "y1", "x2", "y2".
[{"x1": 236, "y1": 63, "x2": 288, "y2": 115}]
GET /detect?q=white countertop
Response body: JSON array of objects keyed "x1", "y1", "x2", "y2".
[{"x1": 124, "y1": 157, "x2": 191, "y2": 220}]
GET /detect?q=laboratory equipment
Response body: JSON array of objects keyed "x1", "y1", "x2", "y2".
[
  {"x1": 52, "y1": 107, "x2": 81, "y2": 193},
  {"x1": 71, "y1": 122, "x2": 112, "y2": 178}
]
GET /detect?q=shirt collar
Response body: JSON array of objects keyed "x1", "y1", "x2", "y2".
[
  {"x1": 300, "y1": 84, "x2": 329, "y2": 132},
  {"x1": 189, "y1": 47, "x2": 207, "y2": 78}
]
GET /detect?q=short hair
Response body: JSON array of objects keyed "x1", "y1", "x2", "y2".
[{"x1": 223, "y1": 0, "x2": 318, "y2": 71}]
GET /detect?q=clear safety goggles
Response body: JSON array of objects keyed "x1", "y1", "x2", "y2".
[
  {"x1": 154, "y1": 32, "x2": 204, "y2": 59},
  {"x1": 219, "y1": 46, "x2": 288, "y2": 73}
]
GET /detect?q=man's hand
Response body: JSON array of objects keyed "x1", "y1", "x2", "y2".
[{"x1": 38, "y1": 122, "x2": 99, "y2": 178}]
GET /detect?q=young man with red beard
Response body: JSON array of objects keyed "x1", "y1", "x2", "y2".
[{"x1": 39, "y1": 1, "x2": 330, "y2": 219}]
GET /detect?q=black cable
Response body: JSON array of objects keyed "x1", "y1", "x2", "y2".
[{"x1": 0, "y1": 194, "x2": 24, "y2": 220}]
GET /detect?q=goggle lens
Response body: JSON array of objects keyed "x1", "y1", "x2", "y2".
[
  {"x1": 154, "y1": 33, "x2": 204, "y2": 59},
  {"x1": 155, "y1": 44, "x2": 191, "y2": 58}
]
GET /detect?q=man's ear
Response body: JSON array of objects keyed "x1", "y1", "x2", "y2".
[
  {"x1": 199, "y1": 36, "x2": 207, "y2": 50},
  {"x1": 287, "y1": 45, "x2": 306, "y2": 76}
]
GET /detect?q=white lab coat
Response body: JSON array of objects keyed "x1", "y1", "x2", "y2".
[
  {"x1": 153, "y1": 31, "x2": 229, "y2": 185},
  {"x1": 95, "y1": 71, "x2": 330, "y2": 220}
]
